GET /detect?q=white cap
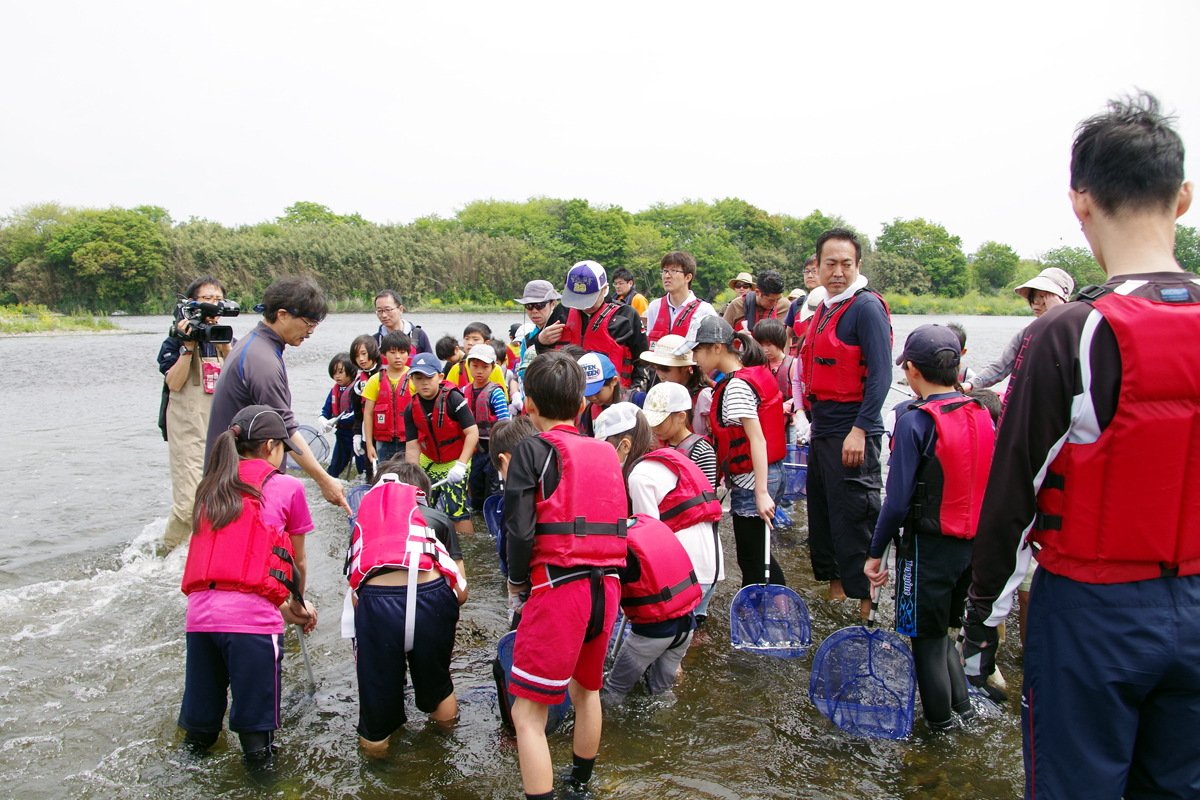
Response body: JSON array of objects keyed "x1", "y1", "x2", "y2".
[
  {"x1": 642, "y1": 381, "x2": 693, "y2": 427},
  {"x1": 594, "y1": 402, "x2": 643, "y2": 440},
  {"x1": 466, "y1": 343, "x2": 496, "y2": 364}
]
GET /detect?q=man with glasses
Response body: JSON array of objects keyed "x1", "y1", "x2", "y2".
[
  {"x1": 724, "y1": 269, "x2": 792, "y2": 333},
  {"x1": 784, "y1": 255, "x2": 824, "y2": 355},
  {"x1": 372, "y1": 290, "x2": 432, "y2": 356},
  {"x1": 206, "y1": 276, "x2": 350, "y2": 513},
  {"x1": 645, "y1": 250, "x2": 718, "y2": 346},
  {"x1": 512, "y1": 280, "x2": 562, "y2": 379}
]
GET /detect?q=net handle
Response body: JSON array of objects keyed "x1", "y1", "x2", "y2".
[{"x1": 868, "y1": 542, "x2": 892, "y2": 628}]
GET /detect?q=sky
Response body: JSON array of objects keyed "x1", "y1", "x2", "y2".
[{"x1": 2, "y1": 0, "x2": 1196, "y2": 260}]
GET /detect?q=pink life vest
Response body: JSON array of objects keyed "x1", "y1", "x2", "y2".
[
  {"x1": 620, "y1": 514, "x2": 701, "y2": 624},
  {"x1": 637, "y1": 448, "x2": 721, "y2": 533},
  {"x1": 181, "y1": 459, "x2": 297, "y2": 606}
]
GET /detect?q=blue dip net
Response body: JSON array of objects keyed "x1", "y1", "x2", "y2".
[
  {"x1": 782, "y1": 444, "x2": 808, "y2": 501},
  {"x1": 730, "y1": 585, "x2": 812, "y2": 659},
  {"x1": 809, "y1": 626, "x2": 916, "y2": 739},
  {"x1": 497, "y1": 631, "x2": 572, "y2": 733},
  {"x1": 483, "y1": 495, "x2": 508, "y2": 575},
  {"x1": 346, "y1": 483, "x2": 371, "y2": 526}
]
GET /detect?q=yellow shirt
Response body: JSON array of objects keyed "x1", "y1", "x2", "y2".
[
  {"x1": 361, "y1": 368, "x2": 411, "y2": 402},
  {"x1": 444, "y1": 362, "x2": 509, "y2": 399}
]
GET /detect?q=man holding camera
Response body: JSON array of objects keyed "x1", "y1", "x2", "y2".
[{"x1": 156, "y1": 276, "x2": 236, "y2": 553}]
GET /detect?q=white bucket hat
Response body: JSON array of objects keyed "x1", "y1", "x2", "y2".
[{"x1": 1015, "y1": 267, "x2": 1074, "y2": 302}]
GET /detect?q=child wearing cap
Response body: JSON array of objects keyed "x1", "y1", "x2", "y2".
[
  {"x1": 644, "y1": 381, "x2": 717, "y2": 488},
  {"x1": 177, "y1": 405, "x2": 316, "y2": 764},
  {"x1": 363, "y1": 330, "x2": 413, "y2": 467},
  {"x1": 684, "y1": 315, "x2": 789, "y2": 588},
  {"x1": 638, "y1": 334, "x2": 715, "y2": 438},
  {"x1": 463, "y1": 343, "x2": 510, "y2": 512},
  {"x1": 864, "y1": 324, "x2": 997, "y2": 731},
  {"x1": 594, "y1": 403, "x2": 707, "y2": 701},
  {"x1": 403, "y1": 353, "x2": 480, "y2": 536},
  {"x1": 577, "y1": 352, "x2": 645, "y2": 438},
  {"x1": 446, "y1": 322, "x2": 509, "y2": 393},
  {"x1": 502, "y1": 352, "x2": 627, "y2": 800}
]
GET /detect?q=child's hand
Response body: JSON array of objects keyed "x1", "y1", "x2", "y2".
[
  {"x1": 864, "y1": 557, "x2": 889, "y2": 589},
  {"x1": 283, "y1": 599, "x2": 318, "y2": 633},
  {"x1": 755, "y1": 490, "x2": 775, "y2": 531}
]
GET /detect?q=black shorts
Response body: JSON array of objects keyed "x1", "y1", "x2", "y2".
[
  {"x1": 354, "y1": 578, "x2": 460, "y2": 741},
  {"x1": 893, "y1": 532, "x2": 972, "y2": 639}
]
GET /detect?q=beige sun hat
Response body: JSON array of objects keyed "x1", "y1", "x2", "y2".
[
  {"x1": 640, "y1": 334, "x2": 696, "y2": 368},
  {"x1": 1015, "y1": 267, "x2": 1074, "y2": 302},
  {"x1": 727, "y1": 272, "x2": 756, "y2": 290}
]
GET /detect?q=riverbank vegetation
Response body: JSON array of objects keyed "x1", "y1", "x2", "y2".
[
  {"x1": 2, "y1": 199, "x2": 1196, "y2": 315},
  {"x1": 0, "y1": 304, "x2": 118, "y2": 335}
]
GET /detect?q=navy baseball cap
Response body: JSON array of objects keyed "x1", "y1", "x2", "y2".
[
  {"x1": 408, "y1": 352, "x2": 443, "y2": 376},
  {"x1": 895, "y1": 324, "x2": 961, "y2": 367}
]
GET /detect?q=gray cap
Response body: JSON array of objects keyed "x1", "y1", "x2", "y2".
[
  {"x1": 674, "y1": 315, "x2": 735, "y2": 355},
  {"x1": 514, "y1": 280, "x2": 561, "y2": 305},
  {"x1": 1015, "y1": 267, "x2": 1074, "y2": 302}
]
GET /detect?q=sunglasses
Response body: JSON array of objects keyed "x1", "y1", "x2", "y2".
[
  {"x1": 731, "y1": 282, "x2": 752, "y2": 290},
  {"x1": 524, "y1": 301, "x2": 551, "y2": 311}
]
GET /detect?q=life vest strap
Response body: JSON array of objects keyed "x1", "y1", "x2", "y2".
[
  {"x1": 1043, "y1": 472, "x2": 1065, "y2": 491},
  {"x1": 622, "y1": 570, "x2": 699, "y2": 607},
  {"x1": 659, "y1": 491, "x2": 718, "y2": 522},
  {"x1": 1034, "y1": 511, "x2": 1062, "y2": 531},
  {"x1": 535, "y1": 517, "x2": 629, "y2": 538},
  {"x1": 815, "y1": 357, "x2": 836, "y2": 366}
]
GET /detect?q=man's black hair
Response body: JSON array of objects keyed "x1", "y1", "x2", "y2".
[
  {"x1": 751, "y1": 318, "x2": 788, "y2": 349},
  {"x1": 908, "y1": 350, "x2": 959, "y2": 388},
  {"x1": 1071, "y1": 91, "x2": 1185, "y2": 216},
  {"x1": 803, "y1": 255, "x2": 817, "y2": 268},
  {"x1": 489, "y1": 416, "x2": 538, "y2": 471},
  {"x1": 662, "y1": 251, "x2": 697, "y2": 287},
  {"x1": 611, "y1": 267, "x2": 635, "y2": 283},
  {"x1": 379, "y1": 330, "x2": 412, "y2": 356},
  {"x1": 509, "y1": 323, "x2": 521, "y2": 339},
  {"x1": 375, "y1": 290, "x2": 403, "y2": 308},
  {"x1": 435, "y1": 334, "x2": 459, "y2": 361},
  {"x1": 947, "y1": 322, "x2": 967, "y2": 350},
  {"x1": 328, "y1": 351, "x2": 355, "y2": 380},
  {"x1": 756, "y1": 269, "x2": 785, "y2": 295},
  {"x1": 185, "y1": 275, "x2": 226, "y2": 300},
  {"x1": 815, "y1": 227, "x2": 863, "y2": 263},
  {"x1": 262, "y1": 276, "x2": 328, "y2": 323},
  {"x1": 524, "y1": 351, "x2": 585, "y2": 420},
  {"x1": 464, "y1": 321, "x2": 492, "y2": 340}
]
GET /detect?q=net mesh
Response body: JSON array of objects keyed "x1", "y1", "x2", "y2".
[
  {"x1": 346, "y1": 484, "x2": 371, "y2": 525},
  {"x1": 496, "y1": 632, "x2": 572, "y2": 733},
  {"x1": 298, "y1": 425, "x2": 330, "y2": 464},
  {"x1": 782, "y1": 444, "x2": 808, "y2": 501},
  {"x1": 483, "y1": 495, "x2": 507, "y2": 575},
  {"x1": 730, "y1": 585, "x2": 811, "y2": 659},
  {"x1": 809, "y1": 626, "x2": 916, "y2": 739}
]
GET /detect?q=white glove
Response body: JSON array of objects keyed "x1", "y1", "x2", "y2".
[
  {"x1": 445, "y1": 461, "x2": 468, "y2": 484},
  {"x1": 352, "y1": 435, "x2": 364, "y2": 456},
  {"x1": 317, "y1": 416, "x2": 335, "y2": 434}
]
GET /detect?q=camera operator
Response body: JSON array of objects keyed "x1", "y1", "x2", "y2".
[
  {"x1": 205, "y1": 276, "x2": 350, "y2": 514},
  {"x1": 156, "y1": 276, "x2": 235, "y2": 553}
]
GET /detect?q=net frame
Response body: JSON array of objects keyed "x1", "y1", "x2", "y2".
[
  {"x1": 808, "y1": 626, "x2": 916, "y2": 739},
  {"x1": 496, "y1": 631, "x2": 572, "y2": 732}
]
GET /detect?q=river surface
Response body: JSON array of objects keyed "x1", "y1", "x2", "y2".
[{"x1": 0, "y1": 311, "x2": 1027, "y2": 799}]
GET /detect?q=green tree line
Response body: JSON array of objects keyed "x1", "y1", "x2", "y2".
[{"x1": 1, "y1": 198, "x2": 1197, "y2": 313}]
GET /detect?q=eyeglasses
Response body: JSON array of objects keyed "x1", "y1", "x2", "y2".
[
  {"x1": 731, "y1": 281, "x2": 751, "y2": 290},
  {"x1": 524, "y1": 301, "x2": 551, "y2": 311},
  {"x1": 287, "y1": 310, "x2": 319, "y2": 330},
  {"x1": 661, "y1": 268, "x2": 684, "y2": 277},
  {"x1": 196, "y1": 294, "x2": 223, "y2": 303},
  {"x1": 375, "y1": 306, "x2": 399, "y2": 316},
  {"x1": 803, "y1": 269, "x2": 819, "y2": 277}
]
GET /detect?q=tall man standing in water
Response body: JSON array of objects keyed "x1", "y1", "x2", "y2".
[{"x1": 962, "y1": 93, "x2": 1199, "y2": 800}]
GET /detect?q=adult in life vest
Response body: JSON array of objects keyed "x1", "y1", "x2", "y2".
[
  {"x1": 645, "y1": 250, "x2": 719, "y2": 346},
  {"x1": 963, "y1": 93, "x2": 1200, "y2": 800},
  {"x1": 158, "y1": 276, "x2": 235, "y2": 554},
  {"x1": 546, "y1": 260, "x2": 650, "y2": 390},
  {"x1": 800, "y1": 228, "x2": 893, "y2": 619},
  {"x1": 603, "y1": 514, "x2": 703, "y2": 703},
  {"x1": 724, "y1": 269, "x2": 791, "y2": 334}
]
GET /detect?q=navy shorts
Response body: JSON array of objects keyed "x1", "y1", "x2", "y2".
[
  {"x1": 178, "y1": 631, "x2": 283, "y2": 734},
  {"x1": 354, "y1": 578, "x2": 460, "y2": 742},
  {"x1": 893, "y1": 532, "x2": 972, "y2": 638}
]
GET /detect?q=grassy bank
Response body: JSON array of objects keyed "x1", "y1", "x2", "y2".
[
  {"x1": 0, "y1": 305, "x2": 119, "y2": 335},
  {"x1": 326, "y1": 295, "x2": 519, "y2": 314},
  {"x1": 883, "y1": 291, "x2": 1032, "y2": 316}
]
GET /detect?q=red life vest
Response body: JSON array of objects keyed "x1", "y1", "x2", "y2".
[
  {"x1": 345, "y1": 478, "x2": 463, "y2": 593},
  {"x1": 468, "y1": 381, "x2": 503, "y2": 440},
  {"x1": 648, "y1": 297, "x2": 701, "y2": 345},
  {"x1": 533, "y1": 425, "x2": 630, "y2": 569},
  {"x1": 674, "y1": 432, "x2": 707, "y2": 459},
  {"x1": 904, "y1": 396, "x2": 995, "y2": 539},
  {"x1": 411, "y1": 384, "x2": 468, "y2": 463},
  {"x1": 181, "y1": 459, "x2": 297, "y2": 606},
  {"x1": 332, "y1": 383, "x2": 353, "y2": 417},
  {"x1": 506, "y1": 342, "x2": 519, "y2": 372},
  {"x1": 636, "y1": 448, "x2": 722, "y2": 533},
  {"x1": 371, "y1": 369, "x2": 411, "y2": 443},
  {"x1": 620, "y1": 514, "x2": 702, "y2": 624},
  {"x1": 567, "y1": 303, "x2": 635, "y2": 387},
  {"x1": 736, "y1": 292, "x2": 778, "y2": 332},
  {"x1": 800, "y1": 287, "x2": 891, "y2": 404},
  {"x1": 769, "y1": 355, "x2": 795, "y2": 402},
  {"x1": 1032, "y1": 289, "x2": 1200, "y2": 583},
  {"x1": 710, "y1": 365, "x2": 787, "y2": 478}
]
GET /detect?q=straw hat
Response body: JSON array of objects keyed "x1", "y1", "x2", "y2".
[
  {"x1": 727, "y1": 272, "x2": 756, "y2": 290},
  {"x1": 640, "y1": 334, "x2": 695, "y2": 368}
]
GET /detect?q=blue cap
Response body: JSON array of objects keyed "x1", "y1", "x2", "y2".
[
  {"x1": 562, "y1": 261, "x2": 607, "y2": 310},
  {"x1": 579, "y1": 352, "x2": 617, "y2": 396},
  {"x1": 408, "y1": 352, "x2": 443, "y2": 376},
  {"x1": 895, "y1": 324, "x2": 961, "y2": 367}
]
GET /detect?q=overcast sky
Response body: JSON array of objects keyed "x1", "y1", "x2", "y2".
[{"x1": 2, "y1": 1, "x2": 1196, "y2": 259}]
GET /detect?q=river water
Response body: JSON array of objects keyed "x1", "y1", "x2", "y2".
[{"x1": 0, "y1": 310, "x2": 1027, "y2": 799}]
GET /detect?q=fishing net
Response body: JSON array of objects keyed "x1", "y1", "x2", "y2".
[
  {"x1": 782, "y1": 444, "x2": 808, "y2": 502},
  {"x1": 730, "y1": 585, "x2": 811, "y2": 659},
  {"x1": 495, "y1": 631, "x2": 572, "y2": 733},
  {"x1": 297, "y1": 425, "x2": 330, "y2": 465},
  {"x1": 809, "y1": 626, "x2": 916, "y2": 739},
  {"x1": 482, "y1": 495, "x2": 508, "y2": 575},
  {"x1": 346, "y1": 483, "x2": 371, "y2": 525}
]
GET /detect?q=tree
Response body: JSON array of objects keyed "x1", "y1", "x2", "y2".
[
  {"x1": 559, "y1": 199, "x2": 632, "y2": 267},
  {"x1": 876, "y1": 218, "x2": 969, "y2": 297},
  {"x1": 1040, "y1": 245, "x2": 1104, "y2": 290},
  {"x1": 277, "y1": 201, "x2": 368, "y2": 226},
  {"x1": 972, "y1": 241, "x2": 1020, "y2": 292},
  {"x1": 44, "y1": 208, "x2": 169, "y2": 307},
  {"x1": 1176, "y1": 223, "x2": 1200, "y2": 274},
  {"x1": 861, "y1": 251, "x2": 931, "y2": 294}
]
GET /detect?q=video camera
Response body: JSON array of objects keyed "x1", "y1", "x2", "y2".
[{"x1": 169, "y1": 296, "x2": 240, "y2": 344}]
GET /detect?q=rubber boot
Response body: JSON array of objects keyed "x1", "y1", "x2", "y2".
[
  {"x1": 182, "y1": 729, "x2": 219, "y2": 753},
  {"x1": 239, "y1": 730, "x2": 275, "y2": 767}
]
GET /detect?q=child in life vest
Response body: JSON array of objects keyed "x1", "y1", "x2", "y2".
[
  {"x1": 403, "y1": 352, "x2": 479, "y2": 536},
  {"x1": 177, "y1": 405, "x2": 316, "y2": 763},
  {"x1": 363, "y1": 331, "x2": 413, "y2": 466},
  {"x1": 502, "y1": 352, "x2": 626, "y2": 800},
  {"x1": 350, "y1": 334, "x2": 382, "y2": 477},
  {"x1": 752, "y1": 319, "x2": 799, "y2": 444},
  {"x1": 447, "y1": 322, "x2": 507, "y2": 392},
  {"x1": 592, "y1": 404, "x2": 709, "y2": 703},
  {"x1": 435, "y1": 334, "x2": 462, "y2": 377},
  {"x1": 342, "y1": 459, "x2": 467, "y2": 756},
  {"x1": 319, "y1": 352, "x2": 361, "y2": 479},
  {"x1": 639, "y1": 334, "x2": 715, "y2": 438},
  {"x1": 679, "y1": 316, "x2": 788, "y2": 588},
  {"x1": 578, "y1": 352, "x2": 645, "y2": 438},
  {"x1": 864, "y1": 325, "x2": 997, "y2": 730},
  {"x1": 463, "y1": 343, "x2": 510, "y2": 512}
]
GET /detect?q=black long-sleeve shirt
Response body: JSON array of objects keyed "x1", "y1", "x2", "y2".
[
  {"x1": 968, "y1": 271, "x2": 1200, "y2": 626},
  {"x1": 503, "y1": 434, "x2": 563, "y2": 585},
  {"x1": 534, "y1": 302, "x2": 651, "y2": 389}
]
